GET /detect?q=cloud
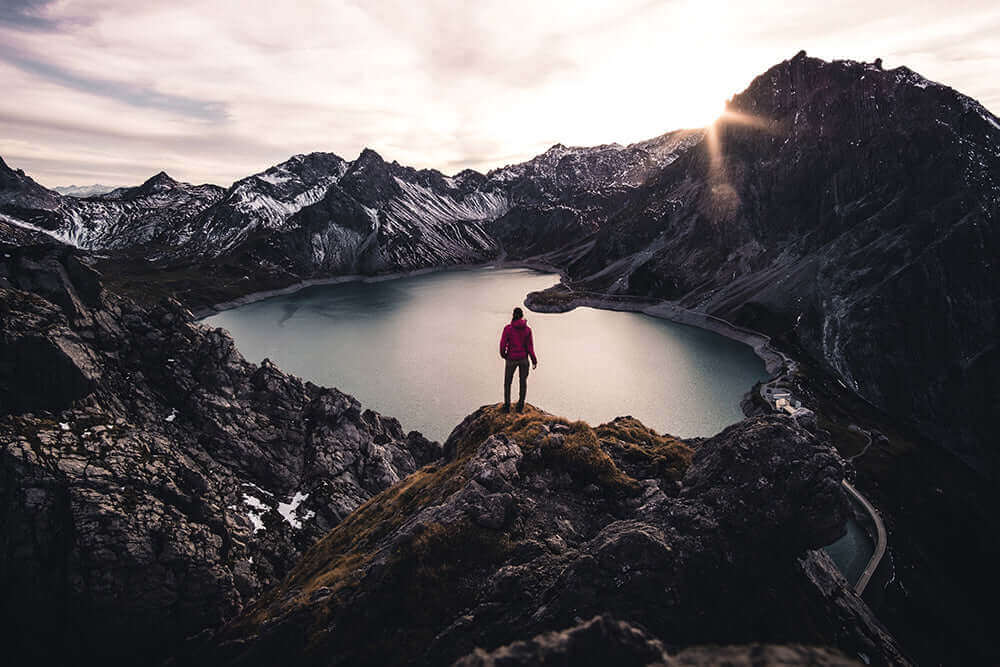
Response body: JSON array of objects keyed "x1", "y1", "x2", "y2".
[
  {"x1": 0, "y1": 0, "x2": 997, "y2": 188},
  {"x1": 0, "y1": 45, "x2": 227, "y2": 121},
  {"x1": 0, "y1": 0, "x2": 61, "y2": 30}
]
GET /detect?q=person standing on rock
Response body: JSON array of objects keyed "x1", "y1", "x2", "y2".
[{"x1": 500, "y1": 307, "x2": 538, "y2": 412}]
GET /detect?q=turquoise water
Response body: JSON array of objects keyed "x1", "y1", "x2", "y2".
[{"x1": 204, "y1": 267, "x2": 770, "y2": 442}]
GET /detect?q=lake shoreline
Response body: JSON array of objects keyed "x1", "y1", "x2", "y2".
[
  {"x1": 525, "y1": 292, "x2": 790, "y2": 377},
  {"x1": 191, "y1": 258, "x2": 788, "y2": 378}
]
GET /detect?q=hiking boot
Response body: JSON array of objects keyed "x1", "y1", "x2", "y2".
[
  {"x1": 516, "y1": 402, "x2": 524, "y2": 412},
  {"x1": 502, "y1": 403, "x2": 511, "y2": 413}
]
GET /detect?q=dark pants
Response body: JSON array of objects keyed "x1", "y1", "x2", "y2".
[{"x1": 504, "y1": 357, "x2": 530, "y2": 408}]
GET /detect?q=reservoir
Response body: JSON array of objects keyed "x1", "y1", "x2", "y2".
[
  {"x1": 203, "y1": 266, "x2": 872, "y2": 586},
  {"x1": 204, "y1": 267, "x2": 770, "y2": 442}
]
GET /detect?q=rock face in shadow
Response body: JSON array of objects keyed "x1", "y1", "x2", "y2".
[
  {"x1": 0, "y1": 155, "x2": 61, "y2": 210},
  {"x1": 200, "y1": 405, "x2": 904, "y2": 666},
  {"x1": 0, "y1": 244, "x2": 440, "y2": 665},
  {"x1": 453, "y1": 614, "x2": 862, "y2": 667},
  {"x1": 560, "y1": 52, "x2": 999, "y2": 478}
]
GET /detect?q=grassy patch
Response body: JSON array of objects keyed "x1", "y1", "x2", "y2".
[{"x1": 595, "y1": 416, "x2": 693, "y2": 482}]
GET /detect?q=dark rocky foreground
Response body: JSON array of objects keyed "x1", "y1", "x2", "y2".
[
  {"x1": 191, "y1": 405, "x2": 904, "y2": 666},
  {"x1": 0, "y1": 244, "x2": 439, "y2": 664}
]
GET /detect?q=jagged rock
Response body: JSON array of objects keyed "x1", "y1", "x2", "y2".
[
  {"x1": 199, "y1": 404, "x2": 902, "y2": 666},
  {"x1": 453, "y1": 614, "x2": 862, "y2": 666},
  {"x1": 0, "y1": 246, "x2": 440, "y2": 665}
]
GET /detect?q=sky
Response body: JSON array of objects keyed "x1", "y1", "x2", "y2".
[{"x1": 1, "y1": 0, "x2": 998, "y2": 188}]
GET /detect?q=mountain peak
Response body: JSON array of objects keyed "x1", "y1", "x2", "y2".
[
  {"x1": 356, "y1": 147, "x2": 385, "y2": 165},
  {"x1": 146, "y1": 171, "x2": 177, "y2": 186}
]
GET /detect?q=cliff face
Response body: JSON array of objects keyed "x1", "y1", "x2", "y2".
[
  {"x1": 557, "y1": 53, "x2": 999, "y2": 477},
  {"x1": 197, "y1": 405, "x2": 903, "y2": 666},
  {"x1": 0, "y1": 244, "x2": 439, "y2": 664}
]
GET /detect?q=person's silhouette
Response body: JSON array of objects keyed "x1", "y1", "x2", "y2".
[{"x1": 499, "y1": 307, "x2": 538, "y2": 412}]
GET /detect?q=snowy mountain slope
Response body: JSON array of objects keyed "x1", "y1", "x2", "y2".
[
  {"x1": 53, "y1": 184, "x2": 116, "y2": 197},
  {"x1": 48, "y1": 172, "x2": 226, "y2": 249},
  {"x1": 489, "y1": 128, "x2": 704, "y2": 202},
  {"x1": 0, "y1": 127, "x2": 705, "y2": 267},
  {"x1": 181, "y1": 152, "x2": 350, "y2": 255},
  {"x1": 224, "y1": 148, "x2": 509, "y2": 274}
]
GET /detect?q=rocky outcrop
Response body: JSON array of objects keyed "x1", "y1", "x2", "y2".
[
  {"x1": 0, "y1": 155, "x2": 61, "y2": 210},
  {"x1": 454, "y1": 615, "x2": 861, "y2": 666},
  {"x1": 0, "y1": 244, "x2": 440, "y2": 665},
  {"x1": 198, "y1": 404, "x2": 902, "y2": 666}
]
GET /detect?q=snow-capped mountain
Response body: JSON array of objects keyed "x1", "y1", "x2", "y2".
[
  {"x1": 0, "y1": 128, "x2": 706, "y2": 266},
  {"x1": 181, "y1": 152, "x2": 350, "y2": 255},
  {"x1": 246, "y1": 148, "x2": 509, "y2": 273},
  {"x1": 0, "y1": 165, "x2": 225, "y2": 249},
  {"x1": 53, "y1": 172, "x2": 226, "y2": 249},
  {"x1": 489, "y1": 128, "x2": 703, "y2": 202}
]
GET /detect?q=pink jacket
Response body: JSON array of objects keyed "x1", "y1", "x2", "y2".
[{"x1": 500, "y1": 318, "x2": 537, "y2": 363}]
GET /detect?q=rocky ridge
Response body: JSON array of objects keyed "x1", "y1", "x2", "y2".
[
  {"x1": 53, "y1": 184, "x2": 117, "y2": 198},
  {"x1": 193, "y1": 404, "x2": 905, "y2": 666},
  {"x1": 0, "y1": 244, "x2": 439, "y2": 664}
]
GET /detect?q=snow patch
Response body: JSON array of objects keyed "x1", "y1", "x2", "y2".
[
  {"x1": 242, "y1": 492, "x2": 269, "y2": 533},
  {"x1": 255, "y1": 171, "x2": 293, "y2": 186},
  {"x1": 277, "y1": 491, "x2": 314, "y2": 529},
  {"x1": 0, "y1": 212, "x2": 77, "y2": 246}
]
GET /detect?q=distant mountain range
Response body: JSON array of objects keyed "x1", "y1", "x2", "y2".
[
  {"x1": 53, "y1": 184, "x2": 118, "y2": 198},
  {"x1": 1, "y1": 52, "x2": 997, "y2": 481}
]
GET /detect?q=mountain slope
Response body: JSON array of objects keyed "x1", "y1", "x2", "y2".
[
  {"x1": 0, "y1": 156, "x2": 66, "y2": 244},
  {"x1": 54, "y1": 172, "x2": 226, "y2": 249},
  {"x1": 547, "y1": 52, "x2": 998, "y2": 478},
  {"x1": 53, "y1": 184, "x2": 116, "y2": 197}
]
